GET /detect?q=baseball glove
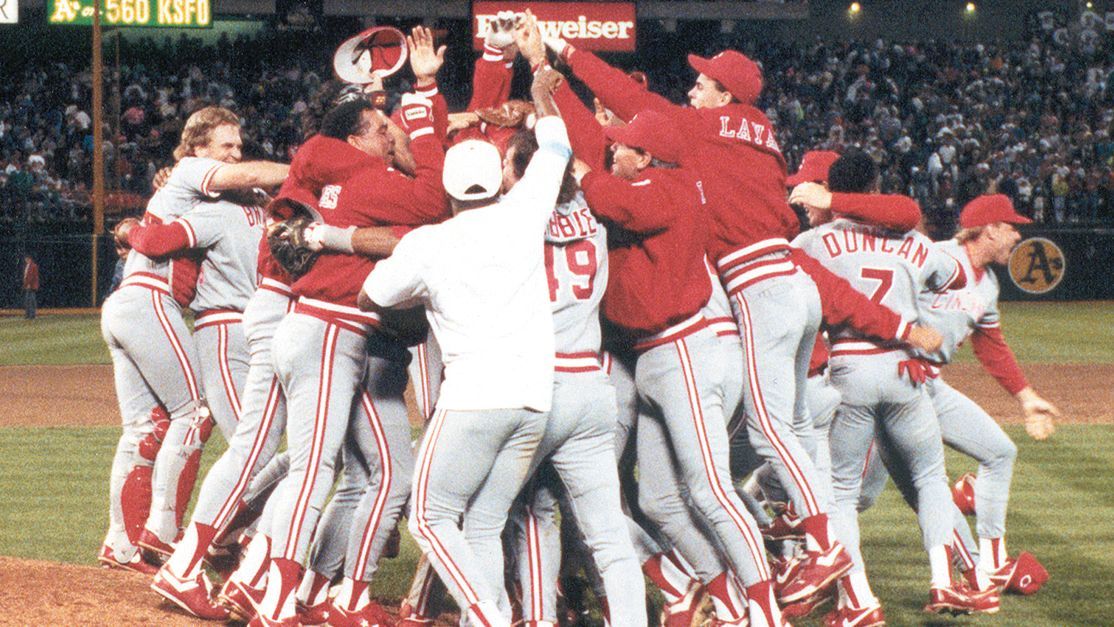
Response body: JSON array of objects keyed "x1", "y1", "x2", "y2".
[
  {"x1": 267, "y1": 215, "x2": 319, "y2": 278},
  {"x1": 475, "y1": 100, "x2": 535, "y2": 128}
]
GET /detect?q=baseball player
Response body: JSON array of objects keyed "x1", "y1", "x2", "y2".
[
  {"x1": 550, "y1": 38, "x2": 857, "y2": 604},
  {"x1": 533, "y1": 31, "x2": 760, "y2": 623},
  {"x1": 150, "y1": 130, "x2": 376, "y2": 618},
  {"x1": 792, "y1": 151, "x2": 997, "y2": 624},
  {"x1": 564, "y1": 98, "x2": 787, "y2": 623},
  {"x1": 98, "y1": 107, "x2": 286, "y2": 574},
  {"x1": 253, "y1": 29, "x2": 449, "y2": 624},
  {"x1": 848, "y1": 194, "x2": 1055, "y2": 597},
  {"x1": 121, "y1": 183, "x2": 268, "y2": 618},
  {"x1": 358, "y1": 66, "x2": 569, "y2": 627}
]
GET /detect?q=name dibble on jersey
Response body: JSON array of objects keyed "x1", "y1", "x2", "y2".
[
  {"x1": 819, "y1": 229, "x2": 931, "y2": 269},
  {"x1": 546, "y1": 204, "x2": 599, "y2": 243}
]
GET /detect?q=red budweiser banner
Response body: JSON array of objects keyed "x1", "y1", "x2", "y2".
[{"x1": 473, "y1": 2, "x2": 637, "y2": 52}]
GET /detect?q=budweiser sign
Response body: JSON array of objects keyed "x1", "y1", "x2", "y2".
[{"x1": 473, "y1": 2, "x2": 636, "y2": 52}]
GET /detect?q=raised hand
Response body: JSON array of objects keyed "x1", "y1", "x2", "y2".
[
  {"x1": 514, "y1": 10, "x2": 547, "y2": 67},
  {"x1": 407, "y1": 25, "x2": 446, "y2": 84}
]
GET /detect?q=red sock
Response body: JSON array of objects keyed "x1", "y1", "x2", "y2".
[{"x1": 801, "y1": 513, "x2": 832, "y2": 552}]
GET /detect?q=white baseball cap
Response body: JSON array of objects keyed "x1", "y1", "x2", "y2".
[{"x1": 443, "y1": 140, "x2": 502, "y2": 202}]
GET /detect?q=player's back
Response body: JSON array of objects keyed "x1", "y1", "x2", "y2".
[
  {"x1": 794, "y1": 218, "x2": 960, "y2": 342},
  {"x1": 125, "y1": 157, "x2": 224, "y2": 281},
  {"x1": 187, "y1": 198, "x2": 266, "y2": 313},
  {"x1": 686, "y1": 103, "x2": 799, "y2": 261},
  {"x1": 546, "y1": 192, "x2": 608, "y2": 360}
]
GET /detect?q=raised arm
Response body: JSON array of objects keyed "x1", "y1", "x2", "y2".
[
  {"x1": 503, "y1": 66, "x2": 572, "y2": 225},
  {"x1": 469, "y1": 11, "x2": 517, "y2": 110},
  {"x1": 514, "y1": 12, "x2": 607, "y2": 170},
  {"x1": 553, "y1": 38, "x2": 676, "y2": 122}
]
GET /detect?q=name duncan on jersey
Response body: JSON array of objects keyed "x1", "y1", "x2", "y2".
[
  {"x1": 547, "y1": 204, "x2": 599, "y2": 243},
  {"x1": 819, "y1": 227, "x2": 931, "y2": 269}
]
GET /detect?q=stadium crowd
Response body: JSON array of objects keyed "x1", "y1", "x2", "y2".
[{"x1": 2, "y1": 20, "x2": 1114, "y2": 232}]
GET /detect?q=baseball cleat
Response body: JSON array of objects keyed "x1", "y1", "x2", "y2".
[
  {"x1": 987, "y1": 551, "x2": 1049, "y2": 595},
  {"x1": 924, "y1": 584, "x2": 1000, "y2": 615},
  {"x1": 822, "y1": 603, "x2": 885, "y2": 627},
  {"x1": 396, "y1": 601, "x2": 434, "y2": 626},
  {"x1": 776, "y1": 543, "x2": 853, "y2": 604},
  {"x1": 297, "y1": 600, "x2": 334, "y2": 626},
  {"x1": 951, "y1": 473, "x2": 976, "y2": 516},
  {"x1": 761, "y1": 511, "x2": 805, "y2": 541},
  {"x1": 659, "y1": 580, "x2": 707, "y2": 627},
  {"x1": 151, "y1": 567, "x2": 231, "y2": 620},
  {"x1": 138, "y1": 527, "x2": 178, "y2": 561},
  {"x1": 781, "y1": 583, "x2": 835, "y2": 620},
  {"x1": 328, "y1": 600, "x2": 396, "y2": 626},
  {"x1": 97, "y1": 544, "x2": 159, "y2": 575},
  {"x1": 219, "y1": 577, "x2": 265, "y2": 623}
]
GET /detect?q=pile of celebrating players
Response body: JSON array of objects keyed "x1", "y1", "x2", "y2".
[{"x1": 98, "y1": 12, "x2": 1061, "y2": 627}]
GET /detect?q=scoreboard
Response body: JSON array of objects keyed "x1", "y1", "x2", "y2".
[{"x1": 47, "y1": 0, "x2": 211, "y2": 28}]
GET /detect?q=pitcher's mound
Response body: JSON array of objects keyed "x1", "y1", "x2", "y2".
[{"x1": 0, "y1": 556, "x2": 207, "y2": 625}]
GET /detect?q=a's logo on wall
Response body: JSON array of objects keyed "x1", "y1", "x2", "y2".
[{"x1": 1008, "y1": 237, "x2": 1065, "y2": 294}]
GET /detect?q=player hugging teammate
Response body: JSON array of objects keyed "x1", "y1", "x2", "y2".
[{"x1": 99, "y1": 11, "x2": 1057, "y2": 627}]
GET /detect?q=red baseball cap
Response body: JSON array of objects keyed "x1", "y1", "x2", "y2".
[
  {"x1": 604, "y1": 110, "x2": 683, "y2": 164},
  {"x1": 959, "y1": 194, "x2": 1032, "y2": 229},
  {"x1": 786, "y1": 150, "x2": 840, "y2": 186},
  {"x1": 687, "y1": 50, "x2": 763, "y2": 105}
]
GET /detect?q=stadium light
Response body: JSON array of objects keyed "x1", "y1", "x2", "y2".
[
  {"x1": 849, "y1": 2, "x2": 861, "y2": 15},
  {"x1": 1087, "y1": 1, "x2": 1093, "y2": 8},
  {"x1": 965, "y1": 2, "x2": 976, "y2": 13}
]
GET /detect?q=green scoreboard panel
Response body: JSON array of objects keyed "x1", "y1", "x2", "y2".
[{"x1": 47, "y1": 0, "x2": 212, "y2": 28}]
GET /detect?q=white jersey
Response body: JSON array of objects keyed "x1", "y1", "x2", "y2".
[
  {"x1": 545, "y1": 192, "x2": 608, "y2": 369},
  {"x1": 181, "y1": 198, "x2": 266, "y2": 313},
  {"x1": 364, "y1": 116, "x2": 571, "y2": 412},
  {"x1": 916, "y1": 239, "x2": 1002, "y2": 364},
  {"x1": 793, "y1": 218, "x2": 963, "y2": 344},
  {"x1": 124, "y1": 157, "x2": 224, "y2": 281}
]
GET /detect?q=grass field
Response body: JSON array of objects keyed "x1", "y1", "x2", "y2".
[{"x1": 1, "y1": 302, "x2": 1112, "y2": 624}]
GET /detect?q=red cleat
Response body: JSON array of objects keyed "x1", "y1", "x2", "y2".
[
  {"x1": 924, "y1": 584, "x2": 1000, "y2": 615},
  {"x1": 150, "y1": 566, "x2": 231, "y2": 620},
  {"x1": 297, "y1": 600, "x2": 334, "y2": 625},
  {"x1": 951, "y1": 473, "x2": 976, "y2": 516},
  {"x1": 660, "y1": 581, "x2": 707, "y2": 627},
  {"x1": 328, "y1": 599, "x2": 396, "y2": 626},
  {"x1": 219, "y1": 578, "x2": 264, "y2": 623},
  {"x1": 776, "y1": 543, "x2": 853, "y2": 604},
  {"x1": 761, "y1": 511, "x2": 805, "y2": 541},
  {"x1": 138, "y1": 527, "x2": 178, "y2": 562},
  {"x1": 97, "y1": 544, "x2": 158, "y2": 576},
  {"x1": 782, "y1": 582, "x2": 835, "y2": 620},
  {"x1": 823, "y1": 603, "x2": 885, "y2": 627}
]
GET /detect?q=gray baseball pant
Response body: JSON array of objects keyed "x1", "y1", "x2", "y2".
[
  {"x1": 102, "y1": 284, "x2": 206, "y2": 545},
  {"x1": 410, "y1": 407, "x2": 547, "y2": 625},
  {"x1": 635, "y1": 327, "x2": 769, "y2": 586},
  {"x1": 509, "y1": 370, "x2": 646, "y2": 625},
  {"x1": 828, "y1": 351, "x2": 953, "y2": 573}
]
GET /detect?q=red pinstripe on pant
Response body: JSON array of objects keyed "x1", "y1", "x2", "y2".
[
  {"x1": 734, "y1": 291, "x2": 822, "y2": 516},
  {"x1": 674, "y1": 337, "x2": 770, "y2": 580},
  {"x1": 351, "y1": 391, "x2": 394, "y2": 576},
  {"x1": 282, "y1": 324, "x2": 339, "y2": 561}
]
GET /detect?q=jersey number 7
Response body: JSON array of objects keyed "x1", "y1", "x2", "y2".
[
  {"x1": 545, "y1": 240, "x2": 598, "y2": 302},
  {"x1": 860, "y1": 267, "x2": 894, "y2": 304}
]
